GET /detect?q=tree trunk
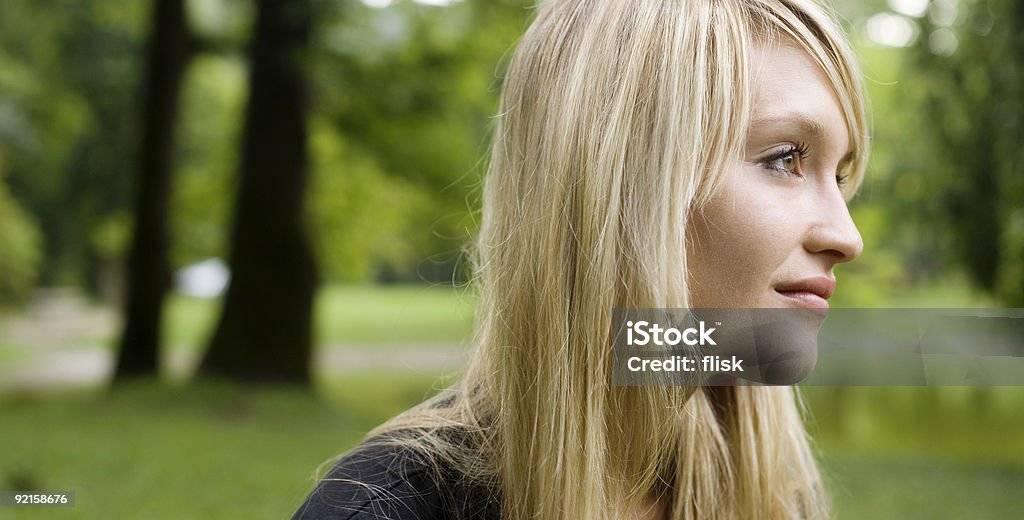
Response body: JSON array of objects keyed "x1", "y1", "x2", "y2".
[
  {"x1": 114, "y1": 0, "x2": 192, "y2": 381},
  {"x1": 199, "y1": 0, "x2": 317, "y2": 384}
]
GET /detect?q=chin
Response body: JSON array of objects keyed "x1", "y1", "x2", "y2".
[
  {"x1": 734, "y1": 304, "x2": 823, "y2": 385},
  {"x1": 746, "y1": 346, "x2": 819, "y2": 385}
]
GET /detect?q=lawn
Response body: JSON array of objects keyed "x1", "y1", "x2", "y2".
[
  {"x1": 804, "y1": 386, "x2": 1024, "y2": 518},
  {"x1": 2, "y1": 381, "x2": 1023, "y2": 519},
  {"x1": 161, "y1": 285, "x2": 477, "y2": 356},
  {"x1": 0, "y1": 376, "x2": 442, "y2": 519},
  {"x1": 1, "y1": 284, "x2": 1022, "y2": 518}
]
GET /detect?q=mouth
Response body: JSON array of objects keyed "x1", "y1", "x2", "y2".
[
  {"x1": 774, "y1": 290, "x2": 829, "y2": 309},
  {"x1": 773, "y1": 277, "x2": 835, "y2": 310}
]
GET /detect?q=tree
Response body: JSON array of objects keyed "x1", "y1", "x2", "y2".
[
  {"x1": 905, "y1": 0, "x2": 1024, "y2": 305},
  {"x1": 199, "y1": 0, "x2": 317, "y2": 383},
  {"x1": 114, "y1": 0, "x2": 195, "y2": 380}
]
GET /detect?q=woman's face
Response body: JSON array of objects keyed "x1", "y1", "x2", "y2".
[{"x1": 686, "y1": 44, "x2": 863, "y2": 310}]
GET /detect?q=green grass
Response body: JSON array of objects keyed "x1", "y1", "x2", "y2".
[
  {"x1": 162, "y1": 285, "x2": 477, "y2": 356},
  {"x1": 2, "y1": 382, "x2": 1023, "y2": 519},
  {"x1": 823, "y1": 453, "x2": 1024, "y2": 519},
  {"x1": 3, "y1": 285, "x2": 1023, "y2": 518},
  {"x1": 0, "y1": 342, "x2": 28, "y2": 365},
  {"x1": 804, "y1": 386, "x2": 1024, "y2": 518},
  {"x1": 804, "y1": 387, "x2": 1024, "y2": 467},
  {"x1": 313, "y1": 285, "x2": 476, "y2": 344},
  {"x1": 0, "y1": 377, "x2": 441, "y2": 519},
  {"x1": 318, "y1": 370, "x2": 459, "y2": 426}
]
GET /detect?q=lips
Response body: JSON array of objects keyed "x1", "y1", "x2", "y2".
[{"x1": 774, "y1": 277, "x2": 835, "y2": 309}]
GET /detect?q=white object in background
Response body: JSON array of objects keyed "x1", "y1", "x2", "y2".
[{"x1": 175, "y1": 258, "x2": 230, "y2": 299}]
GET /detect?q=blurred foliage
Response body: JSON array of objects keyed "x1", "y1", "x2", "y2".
[
  {"x1": 170, "y1": 54, "x2": 246, "y2": 265},
  {"x1": 0, "y1": 0, "x2": 146, "y2": 288},
  {"x1": 0, "y1": 173, "x2": 41, "y2": 301},
  {"x1": 308, "y1": 118, "x2": 437, "y2": 281},
  {"x1": 837, "y1": 0, "x2": 1024, "y2": 307},
  {"x1": 903, "y1": 0, "x2": 1024, "y2": 306},
  {"x1": 0, "y1": 0, "x2": 1020, "y2": 304},
  {"x1": 307, "y1": 0, "x2": 530, "y2": 282},
  {"x1": 0, "y1": 0, "x2": 531, "y2": 290}
]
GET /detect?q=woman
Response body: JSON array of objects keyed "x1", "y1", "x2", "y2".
[{"x1": 294, "y1": 0, "x2": 866, "y2": 518}]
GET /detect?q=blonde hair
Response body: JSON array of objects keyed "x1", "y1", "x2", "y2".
[{"x1": 366, "y1": 0, "x2": 868, "y2": 518}]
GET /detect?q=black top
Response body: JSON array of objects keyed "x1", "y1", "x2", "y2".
[{"x1": 291, "y1": 439, "x2": 500, "y2": 520}]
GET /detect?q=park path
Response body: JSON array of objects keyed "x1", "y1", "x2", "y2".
[
  {"x1": 0, "y1": 345, "x2": 468, "y2": 388},
  {"x1": 0, "y1": 290, "x2": 467, "y2": 391},
  {"x1": 0, "y1": 343, "x2": 468, "y2": 391}
]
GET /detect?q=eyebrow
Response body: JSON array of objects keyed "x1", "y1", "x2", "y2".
[
  {"x1": 750, "y1": 115, "x2": 828, "y2": 141},
  {"x1": 750, "y1": 114, "x2": 855, "y2": 166}
]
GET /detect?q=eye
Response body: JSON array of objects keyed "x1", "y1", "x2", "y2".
[
  {"x1": 760, "y1": 143, "x2": 809, "y2": 178},
  {"x1": 770, "y1": 152, "x2": 799, "y2": 172}
]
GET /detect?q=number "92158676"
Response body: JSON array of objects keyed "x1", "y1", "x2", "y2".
[{"x1": 2, "y1": 491, "x2": 75, "y2": 507}]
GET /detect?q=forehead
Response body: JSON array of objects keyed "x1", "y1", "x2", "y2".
[{"x1": 748, "y1": 44, "x2": 851, "y2": 157}]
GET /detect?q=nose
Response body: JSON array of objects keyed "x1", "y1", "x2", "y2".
[{"x1": 805, "y1": 188, "x2": 864, "y2": 264}]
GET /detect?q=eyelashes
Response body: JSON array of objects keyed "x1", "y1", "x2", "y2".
[
  {"x1": 835, "y1": 171, "x2": 850, "y2": 187},
  {"x1": 759, "y1": 142, "x2": 849, "y2": 187}
]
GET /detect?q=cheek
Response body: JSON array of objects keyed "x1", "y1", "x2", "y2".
[{"x1": 686, "y1": 176, "x2": 797, "y2": 306}]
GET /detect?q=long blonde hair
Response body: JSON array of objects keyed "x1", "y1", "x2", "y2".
[{"x1": 368, "y1": 1, "x2": 868, "y2": 518}]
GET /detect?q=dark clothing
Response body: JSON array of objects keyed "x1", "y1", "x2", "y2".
[{"x1": 292, "y1": 439, "x2": 500, "y2": 520}]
